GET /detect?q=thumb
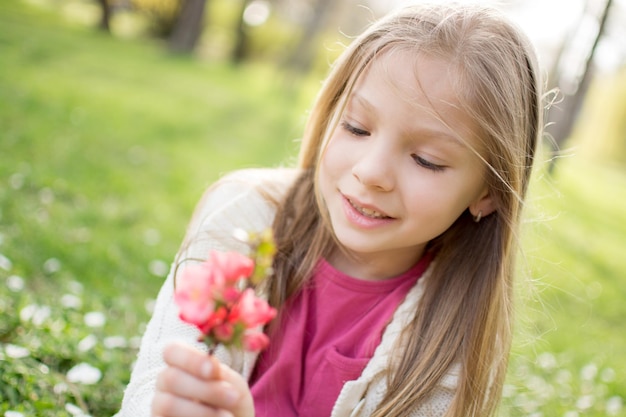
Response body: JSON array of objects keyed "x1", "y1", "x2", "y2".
[{"x1": 216, "y1": 362, "x2": 255, "y2": 417}]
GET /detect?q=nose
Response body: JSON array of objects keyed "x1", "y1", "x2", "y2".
[{"x1": 351, "y1": 143, "x2": 395, "y2": 191}]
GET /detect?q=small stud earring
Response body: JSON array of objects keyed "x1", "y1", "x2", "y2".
[{"x1": 473, "y1": 211, "x2": 483, "y2": 223}]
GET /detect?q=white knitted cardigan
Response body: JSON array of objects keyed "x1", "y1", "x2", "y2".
[{"x1": 115, "y1": 168, "x2": 458, "y2": 417}]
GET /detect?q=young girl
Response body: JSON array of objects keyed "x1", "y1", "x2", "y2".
[{"x1": 116, "y1": 3, "x2": 543, "y2": 417}]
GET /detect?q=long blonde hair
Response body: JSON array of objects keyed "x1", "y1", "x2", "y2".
[{"x1": 268, "y1": 4, "x2": 542, "y2": 417}]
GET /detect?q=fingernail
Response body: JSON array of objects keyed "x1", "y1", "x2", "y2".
[
  {"x1": 200, "y1": 360, "x2": 212, "y2": 379},
  {"x1": 224, "y1": 389, "x2": 240, "y2": 405},
  {"x1": 217, "y1": 410, "x2": 234, "y2": 417}
]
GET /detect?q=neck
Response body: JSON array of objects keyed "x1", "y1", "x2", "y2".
[{"x1": 326, "y1": 245, "x2": 425, "y2": 281}]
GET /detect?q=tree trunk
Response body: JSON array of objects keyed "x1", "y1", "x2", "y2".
[
  {"x1": 168, "y1": 0, "x2": 208, "y2": 53},
  {"x1": 231, "y1": 0, "x2": 253, "y2": 64},
  {"x1": 97, "y1": 0, "x2": 111, "y2": 32},
  {"x1": 286, "y1": 0, "x2": 335, "y2": 73},
  {"x1": 546, "y1": 0, "x2": 613, "y2": 171}
]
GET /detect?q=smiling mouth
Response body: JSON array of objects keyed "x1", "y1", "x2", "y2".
[{"x1": 347, "y1": 198, "x2": 392, "y2": 219}]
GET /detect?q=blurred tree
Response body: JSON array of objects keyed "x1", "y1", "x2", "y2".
[
  {"x1": 97, "y1": 0, "x2": 112, "y2": 31},
  {"x1": 133, "y1": 0, "x2": 181, "y2": 37},
  {"x1": 232, "y1": 0, "x2": 253, "y2": 63},
  {"x1": 546, "y1": 0, "x2": 613, "y2": 170},
  {"x1": 169, "y1": 0, "x2": 209, "y2": 52},
  {"x1": 285, "y1": 0, "x2": 337, "y2": 73}
]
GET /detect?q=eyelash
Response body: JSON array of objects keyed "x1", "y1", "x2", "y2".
[
  {"x1": 341, "y1": 121, "x2": 445, "y2": 172},
  {"x1": 341, "y1": 121, "x2": 370, "y2": 137},
  {"x1": 412, "y1": 154, "x2": 446, "y2": 172}
]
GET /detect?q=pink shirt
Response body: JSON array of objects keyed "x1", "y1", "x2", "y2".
[{"x1": 250, "y1": 255, "x2": 431, "y2": 417}]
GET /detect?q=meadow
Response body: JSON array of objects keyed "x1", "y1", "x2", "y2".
[{"x1": 0, "y1": 1, "x2": 625, "y2": 416}]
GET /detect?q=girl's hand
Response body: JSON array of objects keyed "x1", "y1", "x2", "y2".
[{"x1": 152, "y1": 342, "x2": 254, "y2": 417}]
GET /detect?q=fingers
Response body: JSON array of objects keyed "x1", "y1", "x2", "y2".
[
  {"x1": 152, "y1": 391, "x2": 234, "y2": 417},
  {"x1": 163, "y1": 341, "x2": 221, "y2": 380},
  {"x1": 153, "y1": 342, "x2": 252, "y2": 417},
  {"x1": 211, "y1": 364, "x2": 255, "y2": 417},
  {"x1": 156, "y1": 365, "x2": 241, "y2": 410}
]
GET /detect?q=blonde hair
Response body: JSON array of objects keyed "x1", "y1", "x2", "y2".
[{"x1": 269, "y1": 3, "x2": 542, "y2": 417}]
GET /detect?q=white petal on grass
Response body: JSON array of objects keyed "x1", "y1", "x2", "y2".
[
  {"x1": 581, "y1": 363, "x2": 598, "y2": 381},
  {"x1": 556, "y1": 369, "x2": 572, "y2": 385},
  {"x1": 607, "y1": 396, "x2": 623, "y2": 415},
  {"x1": 9, "y1": 173, "x2": 25, "y2": 189},
  {"x1": 6, "y1": 275, "x2": 24, "y2": 292},
  {"x1": 536, "y1": 352, "x2": 557, "y2": 370},
  {"x1": 39, "y1": 363, "x2": 49, "y2": 374},
  {"x1": 143, "y1": 228, "x2": 161, "y2": 246},
  {"x1": 144, "y1": 298, "x2": 156, "y2": 314},
  {"x1": 149, "y1": 259, "x2": 168, "y2": 277},
  {"x1": 78, "y1": 334, "x2": 97, "y2": 352},
  {"x1": 104, "y1": 335, "x2": 127, "y2": 349},
  {"x1": 19, "y1": 304, "x2": 51, "y2": 325},
  {"x1": 576, "y1": 394, "x2": 595, "y2": 410},
  {"x1": 32, "y1": 305, "x2": 51, "y2": 326},
  {"x1": 54, "y1": 382, "x2": 68, "y2": 394},
  {"x1": 43, "y1": 257, "x2": 61, "y2": 274},
  {"x1": 61, "y1": 293, "x2": 83, "y2": 309},
  {"x1": 5, "y1": 411, "x2": 26, "y2": 417},
  {"x1": 4, "y1": 344, "x2": 30, "y2": 359},
  {"x1": 84, "y1": 311, "x2": 106, "y2": 328},
  {"x1": 68, "y1": 280, "x2": 84, "y2": 294},
  {"x1": 0, "y1": 253, "x2": 12, "y2": 271},
  {"x1": 129, "y1": 336, "x2": 142, "y2": 349},
  {"x1": 20, "y1": 304, "x2": 37, "y2": 322},
  {"x1": 601, "y1": 367, "x2": 616, "y2": 383},
  {"x1": 39, "y1": 187, "x2": 54, "y2": 205},
  {"x1": 65, "y1": 403, "x2": 83, "y2": 416},
  {"x1": 501, "y1": 384, "x2": 516, "y2": 398},
  {"x1": 65, "y1": 403, "x2": 92, "y2": 417},
  {"x1": 66, "y1": 362, "x2": 102, "y2": 384}
]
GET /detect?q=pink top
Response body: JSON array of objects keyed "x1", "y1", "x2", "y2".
[{"x1": 250, "y1": 254, "x2": 432, "y2": 417}]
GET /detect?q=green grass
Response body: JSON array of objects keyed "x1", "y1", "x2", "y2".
[
  {"x1": 1, "y1": 1, "x2": 625, "y2": 416},
  {"x1": 500, "y1": 156, "x2": 626, "y2": 415},
  {"x1": 0, "y1": 1, "x2": 306, "y2": 414}
]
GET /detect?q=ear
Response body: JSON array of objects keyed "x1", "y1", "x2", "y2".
[{"x1": 469, "y1": 187, "x2": 496, "y2": 219}]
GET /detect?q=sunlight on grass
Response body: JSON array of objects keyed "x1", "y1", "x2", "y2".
[
  {"x1": 1, "y1": 0, "x2": 625, "y2": 415},
  {"x1": 499, "y1": 153, "x2": 626, "y2": 416}
]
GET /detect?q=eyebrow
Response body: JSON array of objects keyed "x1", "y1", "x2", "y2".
[
  {"x1": 348, "y1": 91, "x2": 467, "y2": 149},
  {"x1": 350, "y1": 92, "x2": 375, "y2": 113}
]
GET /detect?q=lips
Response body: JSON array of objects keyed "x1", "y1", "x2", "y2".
[{"x1": 345, "y1": 196, "x2": 393, "y2": 220}]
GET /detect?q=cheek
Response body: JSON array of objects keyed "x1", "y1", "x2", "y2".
[
  {"x1": 402, "y1": 177, "x2": 476, "y2": 220},
  {"x1": 319, "y1": 136, "x2": 347, "y2": 179}
]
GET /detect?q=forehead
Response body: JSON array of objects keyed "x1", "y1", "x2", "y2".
[{"x1": 349, "y1": 49, "x2": 478, "y2": 144}]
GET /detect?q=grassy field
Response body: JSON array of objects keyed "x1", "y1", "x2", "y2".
[{"x1": 0, "y1": 1, "x2": 625, "y2": 416}]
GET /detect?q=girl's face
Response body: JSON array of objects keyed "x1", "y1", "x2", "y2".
[{"x1": 318, "y1": 50, "x2": 493, "y2": 280}]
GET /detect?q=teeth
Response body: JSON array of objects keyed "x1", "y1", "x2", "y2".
[{"x1": 350, "y1": 199, "x2": 387, "y2": 219}]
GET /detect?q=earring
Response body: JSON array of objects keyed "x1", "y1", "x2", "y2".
[{"x1": 473, "y1": 211, "x2": 483, "y2": 223}]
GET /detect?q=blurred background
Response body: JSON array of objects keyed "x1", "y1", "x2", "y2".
[{"x1": 0, "y1": 0, "x2": 625, "y2": 415}]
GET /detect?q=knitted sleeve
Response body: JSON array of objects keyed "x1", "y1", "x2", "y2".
[{"x1": 114, "y1": 168, "x2": 296, "y2": 417}]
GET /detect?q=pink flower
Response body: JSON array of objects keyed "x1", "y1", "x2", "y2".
[
  {"x1": 173, "y1": 243, "x2": 276, "y2": 354},
  {"x1": 174, "y1": 263, "x2": 217, "y2": 326},
  {"x1": 234, "y1": 288, "x2": 277, "y2": 328},
  {"x1": 198, "y1": 306, "x2": 228, "y2": 334},
  {"x1": 242, "y1": 330, "x2": 270, "y2": 352},
  {"x1": 213, "y1": 322, "x2": 235, "y2": 342},
  {"x1": 208, "y1": 251, "x2": 254, "y2": 284}
]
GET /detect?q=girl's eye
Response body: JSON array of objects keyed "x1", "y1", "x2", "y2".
[
  {"x1": 341, "y1": 121, "x2": 370, "y2": 137},
  {"x1": 412, "y1": 154, "x2": 446, "y2": 172}
]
